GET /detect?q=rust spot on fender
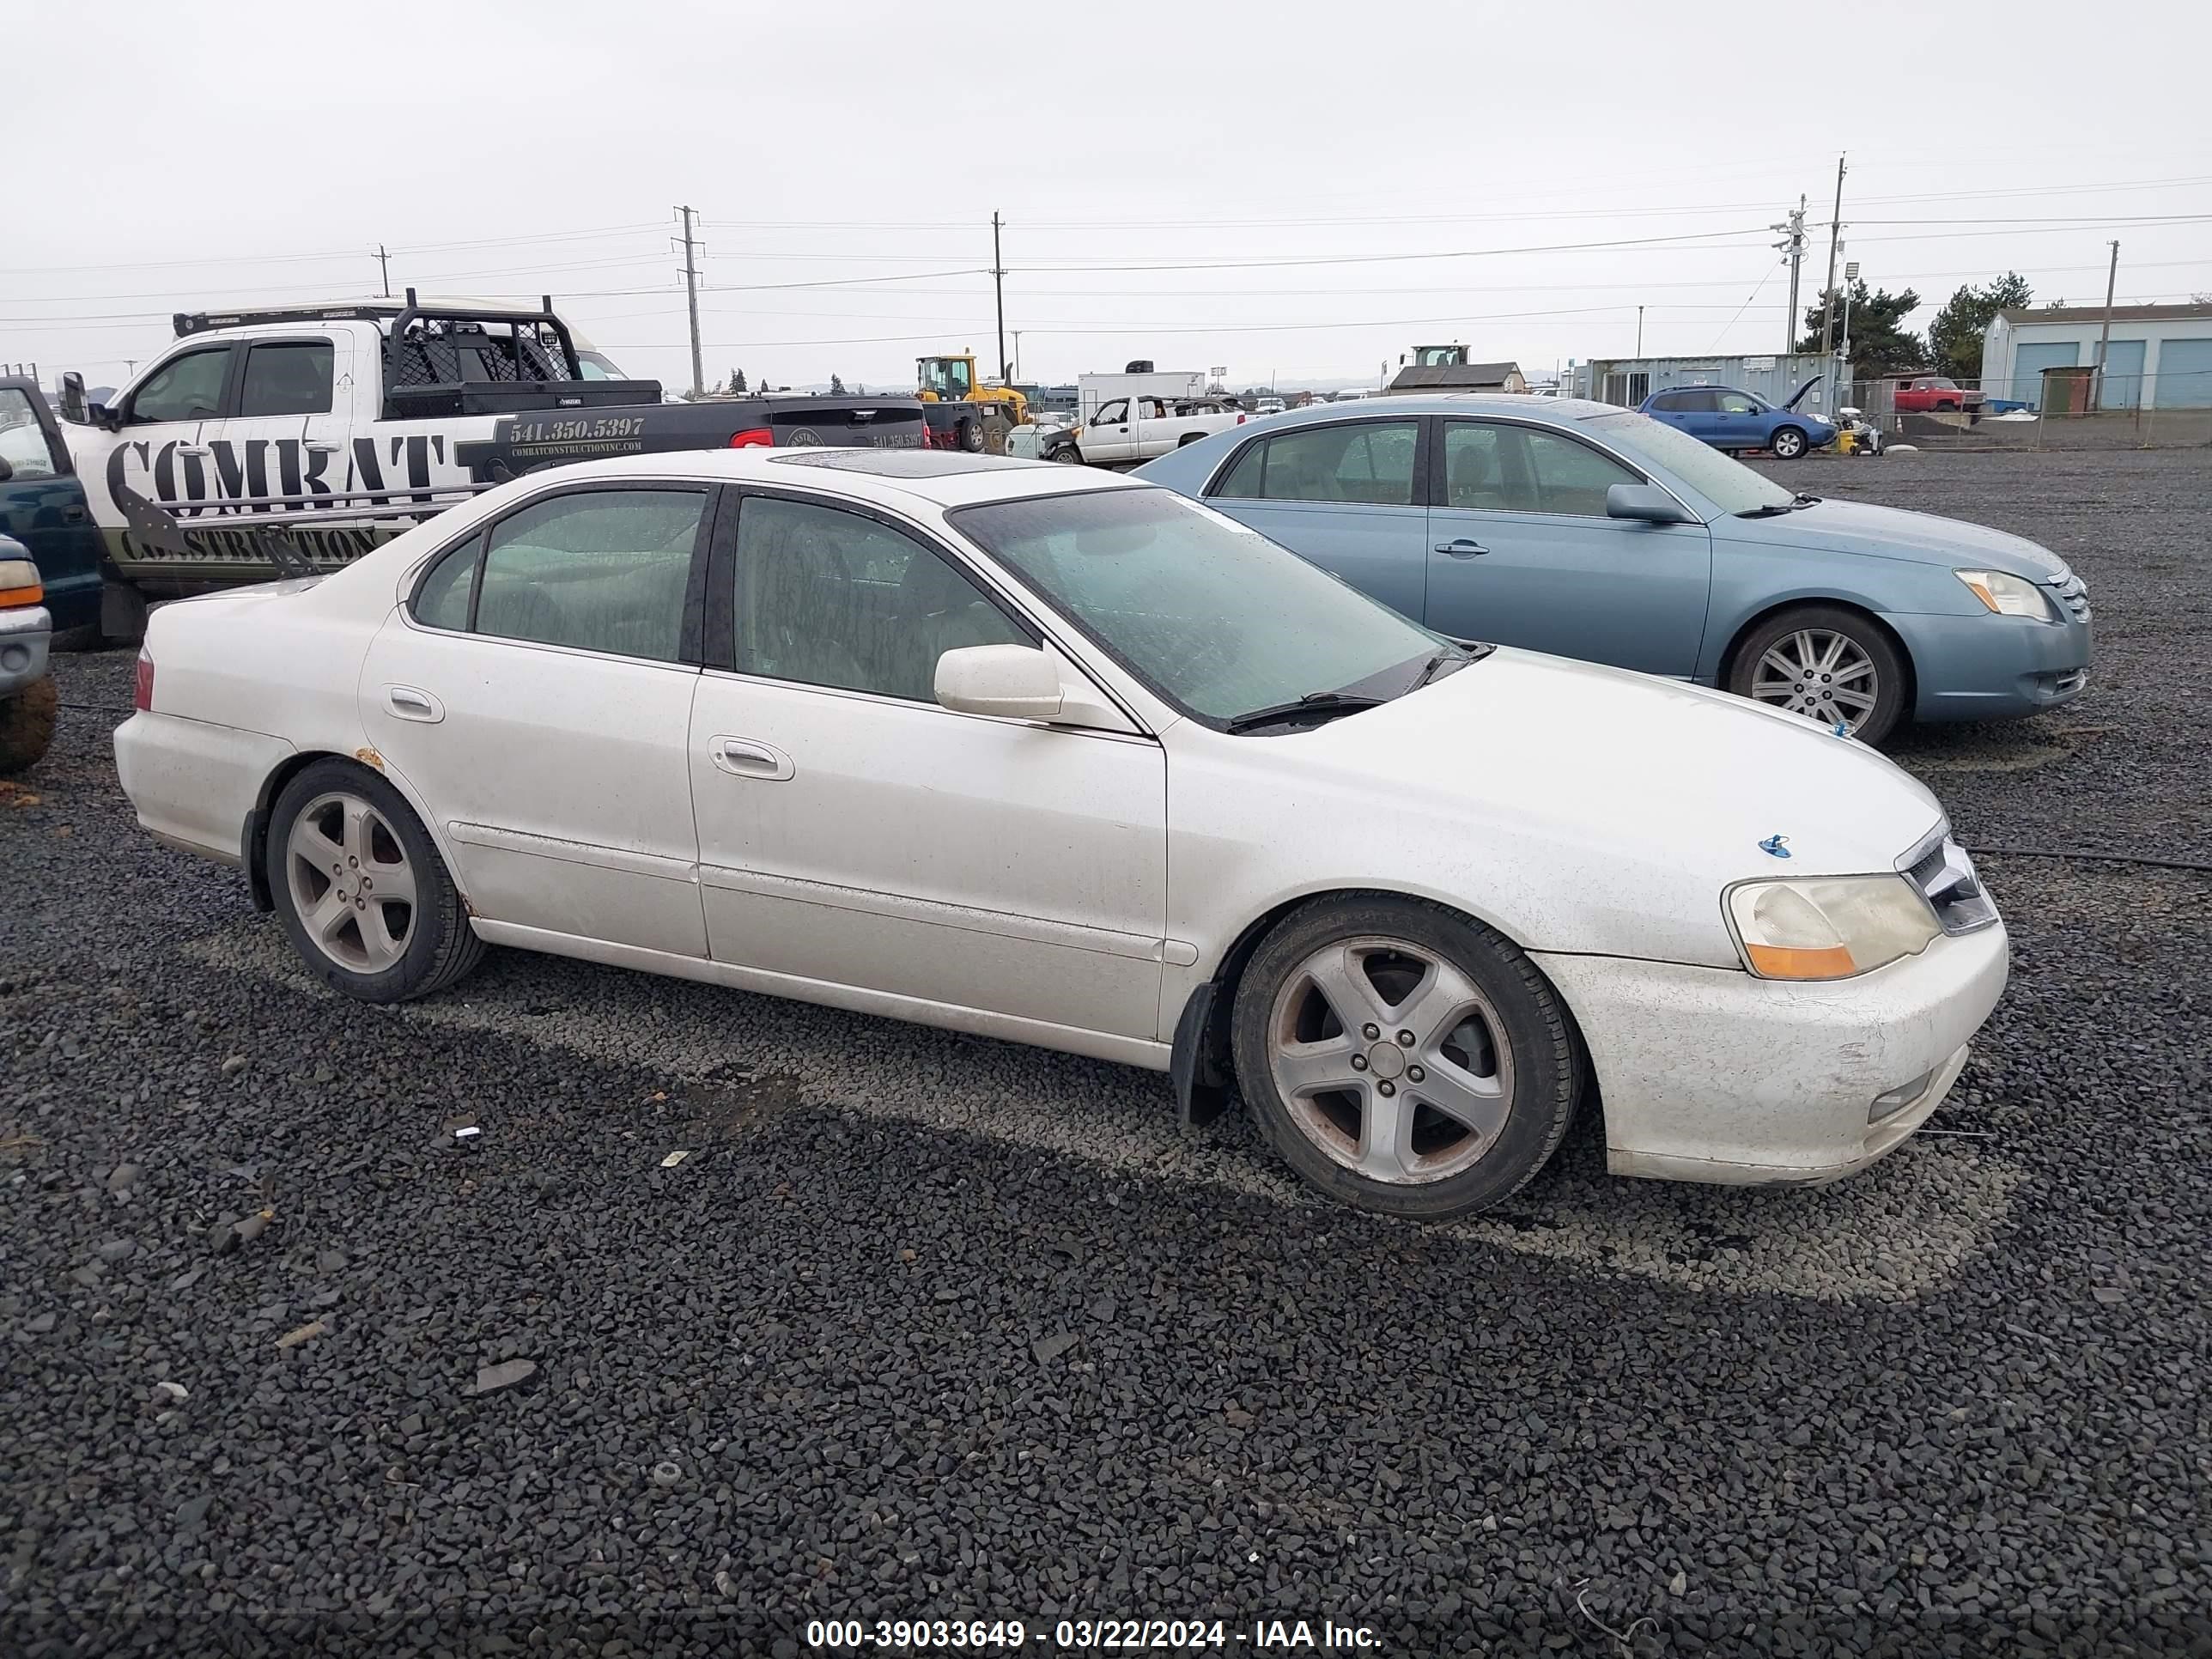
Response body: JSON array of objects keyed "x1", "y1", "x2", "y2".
[{"x1": 354, "y1": 745, "x2": 385, "y2": 772}]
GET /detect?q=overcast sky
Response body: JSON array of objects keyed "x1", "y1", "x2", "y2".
[{"x1": 9, "y1": 0, "x2": 2208, "y2": 395}]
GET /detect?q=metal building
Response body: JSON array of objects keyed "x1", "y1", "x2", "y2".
[
  {"x1": 1980, "y1": 303, "x2": 2212, "y2": 409},
  {"x1": 1570, "y1": 353, "x2": 1850, "y2": 415}
]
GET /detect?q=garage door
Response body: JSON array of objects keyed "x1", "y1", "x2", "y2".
[
  {"x1": 2011, "y1": 342, "x2": 2078, "y2": 405},
  {"x1": 2096, "y1": 339, "x2": 2146, "y2": 410},
  {"x1": 2152, "y1": 337, "x2": 2212, "y2": 408}
]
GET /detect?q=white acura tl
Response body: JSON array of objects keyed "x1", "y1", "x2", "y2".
[{"x1": 115, "y1": 450, "x2": 2008, "y2": 1218}]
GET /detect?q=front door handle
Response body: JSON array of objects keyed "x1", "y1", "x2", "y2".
[
  {"x1": 711, "y1": 735, "x2": 795, "y2": 781},
  {"x1": 1435, "y1": 538, "x2": 1488, "y2": 557},
  {"x1": 178, "y1": 445, "x2": 212, "y2": 459},
  {"x1": 384, "y1": 684, "x2": 445, "y2": 722}
]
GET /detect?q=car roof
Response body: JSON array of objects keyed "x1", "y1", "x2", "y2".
[
  {"x1": 1226, "y1": 392, "x2": 1621, "y2": 427},
  {"x1": 497, "y1": 446, "x2": 1154, "y2": 512}
]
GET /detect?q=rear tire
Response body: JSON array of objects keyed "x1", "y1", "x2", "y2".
[
  {"x1": 957, "y1": 416, "x2": 984, "y2": 453},
  {"x1": 1770, "y1": 426, "x2": 1808, "y2": 459},
  {"x1": 1230, "y1": 896, "x2": 1579, "y2": 1220},
  {"x1": 265, "y1": 757, "x2": 485, "y2": 1003},
  {"x1": 0, "y1": 677, "x2": 58, "y2": 775},
  {"x1": 1727, "y1": 604, "x2": 1908, "y2": 744}
]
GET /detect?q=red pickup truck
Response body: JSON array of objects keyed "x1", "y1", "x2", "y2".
[{"x1": 1891, "y1": 375, "x2": 1985, "y2": 413}]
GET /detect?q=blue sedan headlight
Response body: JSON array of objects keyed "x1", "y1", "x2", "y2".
[{"x1": 1954, "y1": 569, "x2": 2057, "y2": 621}]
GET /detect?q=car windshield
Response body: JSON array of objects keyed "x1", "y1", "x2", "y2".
[
  {"x1": 951, "y1": 487, "x2": 1448, "y2": 726},
  {"x1": 1580, "y1": 410, "x2": 1791, "y2": 517}
]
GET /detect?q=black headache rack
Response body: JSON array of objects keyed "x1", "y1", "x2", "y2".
[{"x1": 380, "y1": 290, "x2": 659, "y2": 420}]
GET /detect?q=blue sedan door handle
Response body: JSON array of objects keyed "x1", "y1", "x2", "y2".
[{"x1": 1435, "y1": 538, "x2": 1488, "y2": 557}]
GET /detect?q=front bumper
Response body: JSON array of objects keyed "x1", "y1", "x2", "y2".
[
  {"x1": 0, "y1": 605, "x2": 52, "y2": 697},
  {"x1": 1534, "y1": 921, "x2": 2008, "y2": 1185},
  {"x1": 1895, "y1": 609, "x2": 2093, "y2": 721}
]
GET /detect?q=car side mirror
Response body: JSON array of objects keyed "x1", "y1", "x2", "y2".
[
  {"x1": 60, "y1": 373, "x2": 87, "y2": 425},
  {"x1": 934, "y1": 643, "x2": 1065, "y2": 721},
  {"x1": 1606, "y1": 483, "x2": 1692, "y2": 526},
  {"x1": 0, "y1": 457, "x2": 12, "y2": 484}
]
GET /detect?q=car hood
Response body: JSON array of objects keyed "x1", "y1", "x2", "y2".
[
  {"x1": 1249, "y1": 648, "x2": 1946, "y2": 966},
  {"x1": 1726, "y1": 496, "x2": 2069, "y2": 577},
  {"x1": 1783, "y1": 374, "x2": 1824, "y2": 410}
]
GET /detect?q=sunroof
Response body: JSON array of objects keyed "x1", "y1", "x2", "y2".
[{"x1": 768, "y1": 450, "x2": 1044, "y2": 477}]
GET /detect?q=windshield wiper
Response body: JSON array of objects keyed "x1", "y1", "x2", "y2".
[
  {"x1": 1792, "y1": 492, "x2": 1822, "y2": 507},
  {"x1": 1735, "y1": 501, "x2": 1796, "y2": 518},
  {"x1": 1224, "y1": 691, "x2": 1386, "y2": 734},
  {"x1": 1407, "y1": 644, "x2": 1480, "y2": 692}
]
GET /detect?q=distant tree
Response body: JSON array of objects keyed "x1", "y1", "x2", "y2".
[
  {"x1": 730, "y1": 368, "x2": 748, "y2": 393},
  {"x1": 829, "y1": 373, "x2": 847, "y2": 394},
  {"x1": 1794, "y1": 282, "x2": 1928, "y2": 376},
  {"x1": 1927, "y1": 271, "x2": 2033, "y2": 380}
]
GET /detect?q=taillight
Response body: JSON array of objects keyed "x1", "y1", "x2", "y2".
[
  {"x1": 728, "y1": 427, "x2": 774, "y2": 448},
  {"x1": 133, "y1": 651, "x2": 155, "y2": 712},
  {"x1": 1237, "y1": 413, "x2": 1247, "y2": 423}
]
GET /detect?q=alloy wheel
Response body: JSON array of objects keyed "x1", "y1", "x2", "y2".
[
  {"x1": 1267, "y1": 936, "x2": 1516, "y2": 1185},
  {"x1": 1750, "y1": 629, "x2": 1881, "y2": 731},
  {"x1": 283, "y1": 791, "x2": 417, "y2": 973}
]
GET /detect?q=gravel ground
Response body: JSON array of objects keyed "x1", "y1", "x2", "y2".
[{"x1": 3, "y1": 449, "x2": 2207, "y2": 1657}]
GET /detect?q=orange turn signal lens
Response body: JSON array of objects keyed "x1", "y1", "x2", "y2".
[
  {"x1": 0, "y1": 584, "x2": 42, "y2": 608},
  {"x1": 1743, "y1": 942, "x2": 1857, "y2": 980}
]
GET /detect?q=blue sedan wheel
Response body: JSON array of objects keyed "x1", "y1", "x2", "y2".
[
  {"x1": 1728, "y1": 605, "x2": 1908, "y2": 744},
  {"x1": 1770, "y1": 426, "x2": 1808, "y2": 459}
]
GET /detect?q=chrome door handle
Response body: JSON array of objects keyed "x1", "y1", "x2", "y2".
[
  {"x1": 305, "y1": 441, "x2": 341, "y2": 455},
  {"x1": 712, "y1": 735, "x2": 795, "y2": 781},
  {"x1": 178, "y1": 445, "x2": 212, "y2": 458},
  {"x1": 1435, "y1": 538, "x2": 1488, "y2": 557},
  {"x1": 384, "y1": 684, "x2": 445, "y2": 722}
]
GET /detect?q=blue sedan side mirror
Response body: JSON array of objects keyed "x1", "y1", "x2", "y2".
[{"x1": 1607, "y1": 483, "x2": 1693, "y2": 526}]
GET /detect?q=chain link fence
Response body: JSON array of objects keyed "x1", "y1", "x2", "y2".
[{"x1": 1849, "y1": 369, "x2": 2212, "y2": 451}]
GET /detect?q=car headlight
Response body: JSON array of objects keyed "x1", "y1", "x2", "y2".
[
  {"x1": 1954, "y1": 568, "x2": 2056, "y2": 620},
  {"x1": 1725, "y1": 875, "x2": 1940, "y2": 981}
]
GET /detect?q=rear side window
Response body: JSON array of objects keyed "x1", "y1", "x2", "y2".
[
  {"x1": 411, "y1": 533, "x2": 481, "y2": 630},
  {"x1": 0, "y1": 389, "x2": 63, "y2": 478},
  {"x1": 240, "y1": 341, "x2": 335, "y2": 416},
  {"x1": 1218, "y1": 421, "x2": 1419, "y2": 507},
  {"x1": 464, "y1": 490, "x2": 705, "y2": 661}
]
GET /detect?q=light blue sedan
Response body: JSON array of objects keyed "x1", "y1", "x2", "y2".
[{"x1": 1134, "y1": 396, "x2": 2091, "y2": 743}]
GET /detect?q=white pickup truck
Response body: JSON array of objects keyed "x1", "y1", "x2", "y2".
[
  {"x1": 54, "y1": 292, "x2": 927, "y2": 635},
  {"x1": 1038, "y1": 392, "x2": 1249, "y2": 466}
]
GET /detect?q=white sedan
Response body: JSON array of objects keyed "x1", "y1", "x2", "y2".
[{"x1": 114, "y1": 449, "x2": 2008, "y2": 1218}]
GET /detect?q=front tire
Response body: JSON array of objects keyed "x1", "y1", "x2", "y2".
[
  {"x1": 1047, "y1": 443, "x2": 1084, "y2": 465},
  {"x1": 0, "y1": 677, "x2": 58, "y2": 775},
  {"x1": 1770, "y1": 426, "x2": 1808, "y2": 459},
  {"x1": 1231, "y1": 896, "x2": 1579, "y2": 1220},
  {"x1": 1728, "y1": 604, "x2": 1908, "y2": 744},
  {"x1": 265, "y1": 758, "x2": 484, "y2": 1003}
]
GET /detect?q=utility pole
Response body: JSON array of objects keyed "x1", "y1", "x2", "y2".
[
  {"x1": 1636, "y1": 306, "x2": 1644, "y2": 356},
  {"x1": 1011, "y1": 330, "x2": 1023, "y2": 382},
  {"x1": 675, "y1": 205, "x2": 704, "y2": 400},
  {"x1": 376, "y1": 244, "x2": 392, "y2": 298},
  {"x1": 992, "y1": 212, "x2": 1008, "y2": 386},
  {"x1": 1771, "y1": 196, "x2": 1806, "y2": 354},
  {"x1": 1817, "y1": 155, "x2": 1847, "y2": 362},
  {"x1": 2094, "y1": 239, "x2": 2120, "y2": 410},
  {"x1": 1839, "y1": 257, "x2": 1858, "y2": 377}
]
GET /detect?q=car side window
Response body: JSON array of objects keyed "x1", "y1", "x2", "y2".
[
  {"x1": 1676, "y1": 390, "x2": 1719, "y2": 414},
  {"x1": 127, "y1": 348, "x2": 233, "y2": 425},
  {"x1": 239, "y1": 341, "x2": 335, "y2": 417},
  {"x1": 0, "y1": 389, "x2": 64, "y2": 479},
  {"x1": 1093, "y1": 399, "x2": 1129, "y2": 424},
  {"x1": 1212, "y1": 438, "x2": 1267, "y2": 498},
  {"x1": 1649, "y1": 392, "x2": 1680, "y2": 411},
  {"x1": 1441, "y1": 423, "x2": 1524, "y2": 510},
  {"x1": 1717, "y1": 392, "x2": 1759, "y2": 416},
  {"x1": 730, "y1": 496, "x2": 1031, "y2": 702},
  {"x1": 1246, "y1": 421, "x2": 1419, "y2": 506},
  {"x1": 1521, "y1": 430, "x2": 1641, "y2": 517},
  {"x1": 410, "y1": 532, "x2": 483, "y2": 631},
  {"x1": 472, "y1": 489, "x2": 705, "y2": 662}
]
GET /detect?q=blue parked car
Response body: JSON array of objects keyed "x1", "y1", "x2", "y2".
[
  {"x1": 1639, "y1": 379, "x2": 1835, "y2": 459},
  {"x1": 1135, "y1": 396, "x2": 2090, "y2": 744}
]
